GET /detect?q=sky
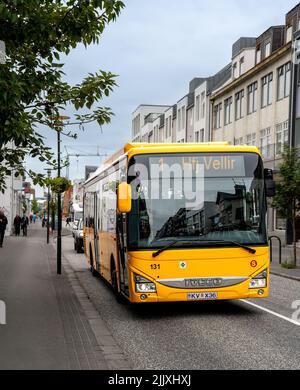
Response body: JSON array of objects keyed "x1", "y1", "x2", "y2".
[{"x1": 29, "y1": 0, "x2": 298, "y2": 196}]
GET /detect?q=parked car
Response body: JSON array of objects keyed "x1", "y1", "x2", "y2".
[{"x1": 73, "y1": 219, "x2": 84, "y2": 253}]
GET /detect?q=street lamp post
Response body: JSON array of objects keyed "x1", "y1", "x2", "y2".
[
  {"x1": 49, "y1": 115, "x2": 70, "y2": 275},
  {"x1": 57, "y1": 127, "x2": 62, "y2": 274},
  {"x1": 46, "y1": 169, "x2": 51, "y2": 244}
]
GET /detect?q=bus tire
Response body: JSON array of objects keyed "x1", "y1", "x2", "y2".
[
  {"x1": 111, "y1": 259, "x2": 125, "y2": 304},
  {"x1": 90, "y1": 246, "x2": 97, "y2": 277}
]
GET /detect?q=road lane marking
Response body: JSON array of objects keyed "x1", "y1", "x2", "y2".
[{"x1": 239, "y1": 299, "x2": 300, "y2": 327}]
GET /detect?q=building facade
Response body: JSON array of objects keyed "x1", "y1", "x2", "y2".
[
  {"x1": 130, "y1": 3, "x2": 300, "y2": 239},
  {"x1": 0, "y1": 143, "x2": 24, "y2": 234}
]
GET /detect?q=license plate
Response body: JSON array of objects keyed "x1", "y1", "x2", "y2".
[{"x1": 187, "y1": 292, "x2": 218, "y2": 300}]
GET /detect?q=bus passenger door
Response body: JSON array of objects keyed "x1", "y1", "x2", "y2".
[
  {"x1": 93, "y1": 192, "x2": 100, "y2": 272},
  {"x1": 117, "y1": 212, "x2": 129, "y2": 296}
]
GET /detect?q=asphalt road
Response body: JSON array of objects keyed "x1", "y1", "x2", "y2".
[{"x1": 63, "y1": 235, "x2": 300, "y2": 370}]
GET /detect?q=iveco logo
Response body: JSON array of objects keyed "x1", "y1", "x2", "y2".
[{"x1": 185, "y1": 278, "x2": 223, "y2": 288}]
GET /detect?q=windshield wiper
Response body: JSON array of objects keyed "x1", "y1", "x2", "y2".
[
  {"x1": 152, "y1": 240, "x2": 189, "y2": 258},
  {"x1": 152, "y1": 238, "x2": 256, "y2": 257},
  {"x1": 197, "y1": 239, "x2": 256, "y2": 254}
]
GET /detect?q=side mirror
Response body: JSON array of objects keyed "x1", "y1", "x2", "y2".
[
  {"x1": 117, "y1": 182, "x2": 132, "y2": 213},
  {"x1": 264, "y1": 168, "x2": 276, "y2": 198}
]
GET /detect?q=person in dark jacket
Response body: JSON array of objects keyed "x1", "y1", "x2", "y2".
[
  {"x1": 14, "y1": 214, "x2": 21, "y2": 236},
  {"x1": 21, "y1": 215, "x2": 29, "y2": 236},
  {"x1": 0, "y1": 211, "x2": 8, "y2": 247}
]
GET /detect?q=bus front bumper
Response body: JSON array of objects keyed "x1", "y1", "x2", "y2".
[{"x1": 128, "y1": 273, "x2": 269, "y2": 303}]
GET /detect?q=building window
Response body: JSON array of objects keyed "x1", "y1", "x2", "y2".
[
  {"x1": 195, "y1": 95, "x2": 200, "y2": 121},
  {"x1": 265, "y1": 42, "x2": 271, "y2": 57},
  {"x1": 234, "y1": 137, "x2": 244, "y2": 145},
  {"x1": 261, "y1": 73, "x2": 273, "y2": 108},
  {"x1": 159, "y1": 127, "x2": 164, "y2": 142},
  {"x1": 239, "y1": 57, "x2": 244, "y2": 75},
  {"x1": 275, "y1": 120, "x2": 289, "y2": 155},
  {"x1": 256, "y1": 46, "x2": 261, "y2": 63},
  {"x1": 200, "y1": 128, "x2": 204, "y2": 142},
  {"x1": 169, "y1": 116, "x2": 172, "y2": 137},
  {"x1": 181, "y1": 107, "x2": 185, "y2": 130},
  {"x1": 247, "y1": 82, "x2": 258, "y2": 114},
  {"x1": 195, "y1": 128, "x2": 204, "y2": 143},
  {"x1": 286, "y1": 26, "x2": 292, "y2": 43},
  {"x1": 148, "y1": 132, "x2": 154, "y2": 143},
  {"x1": 213, "y1": 103, "x2": 222, "y2": 129},
  {"x1": 178, "y1": 109, "x2": 181, "y2": 131},
  {"x1": 235, "y1": 90, "x2": 244, "y2": 120},
  {"x1": 224, "y1": 97, "x2": 232, "y2": 125},
  {"x1": 201, "y1": 92, "x2": 205, "y2": 118},
  {"x1": 260, "y1": 127, "x2": 272, "y2": 158},
  {"x1": 133, "y1": 114, "x2": 140, "y2": 136},
  {"x1": 246, "y1": 133, "x2": 256, "y2": 146},
  {"x1": 165, "y1": 117, "x2": 168, "y2": 138},
  {"x1": 154, "y1": 125, "x2": 159, "y2": 142},
  {"x1": 277, "y1": 62, "x2": 291, "y2": 100},
  {"x1": 232, "y1": 62, "x2": 237, "y2": 78}
]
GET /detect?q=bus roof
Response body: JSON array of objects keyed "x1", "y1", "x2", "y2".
[{"x1": 85, "y1": 142, "x2": 261, "y2": 185}]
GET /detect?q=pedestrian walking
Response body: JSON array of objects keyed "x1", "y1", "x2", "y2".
[
  {"x1": 0, "y1": 210, "x2": 8, "y2": 248},
  {"x1": 66, "y1": 217, "x2": 71, "y2": 227},
  {"x1": 21, "y1": 215, "x2": 29, "y2": 237},
  {"x1": 14, "y1": 214, "x2": 21, "y2": 236},
  {"x1": 29, "y1": 214, "x2": 33, "y2": 224},
  {"x1": 33, "y1": 214, "x2": 36, "y2": 224}
]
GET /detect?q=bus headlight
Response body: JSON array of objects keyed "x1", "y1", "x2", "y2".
[
  {"x1": 134, "y1": 274, "x2": 156, "y2": 293},
  {"x1": 249, "y1": 269, "x2": 267, "y2": 289}
]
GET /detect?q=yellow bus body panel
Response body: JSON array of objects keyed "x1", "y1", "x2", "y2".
[{"x1": 127, "y1": 247, "x2": 269, "y2": 303}]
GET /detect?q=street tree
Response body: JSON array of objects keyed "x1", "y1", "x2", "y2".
[
  {"x1": 272, "y1": 147, "x2": 300, "y2": 267},
  {"x1": 0, "y1": 0, "x2": 125, "y2": 191},
  {"x1": 31, "y1": 199, "x2": 40, "y2": 215}
]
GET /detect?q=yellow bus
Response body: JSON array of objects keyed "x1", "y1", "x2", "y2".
[{"x1": 83, "y1": 143, "x2": 275, "y2": 303}]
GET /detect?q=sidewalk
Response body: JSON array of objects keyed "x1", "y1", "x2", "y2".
[
  {"x1": 0, "y1": 223, "x2": 130, "y2": 370},
  {"x1": 269, "y1": 240, "x2": 300, "y2": 281}
]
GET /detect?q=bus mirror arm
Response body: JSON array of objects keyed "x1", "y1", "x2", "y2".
[{"x1": 117, "y1": 183, "x2": 132, "y2": 213}]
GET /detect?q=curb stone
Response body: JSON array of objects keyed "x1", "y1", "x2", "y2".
[
  {"x1": 56, "y1": 240, "x2": 132, "y2": 370},
  {"x1": 270, "y1": 270, "x2": 300, "y2": 282}
]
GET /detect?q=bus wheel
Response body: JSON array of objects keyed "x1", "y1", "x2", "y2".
[
  {"x1": 90, "y1": 247, "x2": 97, "y2": 277},
  {"x1": 111, "y1": 261, "x2": 125, "y2": 304}
]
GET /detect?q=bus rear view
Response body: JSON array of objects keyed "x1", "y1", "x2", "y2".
[{"x1": 118, "y1": 144, "x2": 275, "y2": 303}]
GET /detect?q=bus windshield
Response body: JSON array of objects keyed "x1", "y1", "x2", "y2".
[{"x1": 127, "y1": 152, "x2": 267, "y2": 250}]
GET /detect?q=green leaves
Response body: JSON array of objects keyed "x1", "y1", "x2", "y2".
[
  {"x1": 0, "y1": 0, "x2": 125, "y2": 191},
  {"x1": 47, "y1": 177, "x2": 71, "y2": 194},
  {"x1": 272, "y1": 146, "x2": 300, "y2": 217}
]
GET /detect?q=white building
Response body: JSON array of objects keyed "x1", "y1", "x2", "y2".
[
  {"x1": 0, "y1": 143, "x2": 23, "y2": 234},
  {"x1": 131, "y1": 70, "x2": 231, "y2": 145},
  {"x1": 211, "y1": 27, "x2": 292, "y2": 234},
  {"x1": 132, "y1": 105, "x2": 171, "y2": 142}
]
